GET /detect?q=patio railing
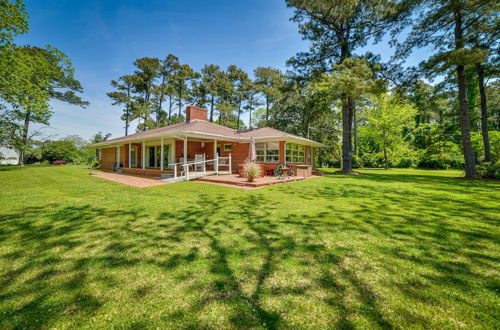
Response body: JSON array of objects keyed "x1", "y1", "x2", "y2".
[{"x1": 167, "y1": 153, "x2": 231, "y2": 182}]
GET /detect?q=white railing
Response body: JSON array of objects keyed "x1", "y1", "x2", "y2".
[{"x1": 167, "y1": 153, "x2": 231, "y2": 181}]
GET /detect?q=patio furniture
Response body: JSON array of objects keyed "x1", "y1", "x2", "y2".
[
  {"x1": 274, "y1": 163, "x2": 291, "y2": 179},
  {"x1": 194, "y1": 154, "x2": 205, "y2": 171}
]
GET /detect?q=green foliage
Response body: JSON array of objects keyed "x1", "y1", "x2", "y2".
[
  {"x1": 360, "y1": 93, "x2": 416, "y2": 168},
  {"x1": 0, "y1": 0, "x2": 28, "y2": 46},
  {"x1": 418, "y1": 141, "x2": 464, "y2": 169},
  {"x1": 476, "y1": 161, "x2": 500, "y2": 179},
  {"x1": 41, "y1": 140, "x2": 79, "y2": 163},
  {"x1": 472, "y1": 131, "x2": 500, "y2": 162}
]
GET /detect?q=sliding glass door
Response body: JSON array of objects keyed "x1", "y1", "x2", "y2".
[{"x1": 146, "y1": 145, "x2": 170, "y2": 168}]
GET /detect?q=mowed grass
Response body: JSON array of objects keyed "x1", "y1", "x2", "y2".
[{"x1": 0, "y1": 165, "x2": 499, "y2": 329}]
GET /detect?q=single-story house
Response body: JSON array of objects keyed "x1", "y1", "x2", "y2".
[{"x1": 90, "y1": 106, "x2": 323, "y2": 181}]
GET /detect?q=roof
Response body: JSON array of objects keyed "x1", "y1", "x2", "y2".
[{"x1": 90, "y1": 120, "x2": 323, "y2": 148}]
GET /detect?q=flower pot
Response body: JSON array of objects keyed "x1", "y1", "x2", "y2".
[{"x1": 247, "y1": 175, "x2": 255, "y2": 182}]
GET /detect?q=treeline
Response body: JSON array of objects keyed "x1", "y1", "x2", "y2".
[
  {"x1": 15, "y1": 133, "x2": 110, "y2": 165},
  {"x1": 107, "y1": 1, "x2": 499, "y2": 178},
  {"x1": 108, "y1": 56, "x2": 284, "y2": 132}
]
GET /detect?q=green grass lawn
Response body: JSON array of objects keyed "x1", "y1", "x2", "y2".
[{"x1": 0, "y1": 165, "x2": 499, "y2": 329}]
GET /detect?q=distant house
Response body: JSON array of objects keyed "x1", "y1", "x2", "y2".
[
  {"x1": 0, "y1": 147, "x2": 19, "y2": 165},
  {"x1": 90, "y1": 106, "x2": 323, "y2": 181}
]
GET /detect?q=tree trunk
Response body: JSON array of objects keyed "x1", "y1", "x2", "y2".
[
  {"x1": 19, "y1": 111, "x2": 31, "y2": 166},
  {"x1": 477, "y1": 63, "x2": 492, "y2": 162},
  {"x1": 265, "y1": 97, "x2": 269, "y2": 124},
  {"x1": 384, "y1": 147, "x2": 388, "y2": 170},
  {"x1": 168, "y1": 95, "x2": 173, "y2": 121},
  {"x1": 454, "y1": 7, "x2": 476, "y2": 178},
  {"x1": 339, "y1": 37, "x2": 354, "y2": 172},
  {"x1": 209, "y1": 95, "x2": 214, "y2": 122},
  {"x1": 353, "y1": 106, "x2": 358, "y2": 156},
  {"x1": 178, "y1": 85, "x2": 183, "y2": 119},
  {"x1": 341, "y1": 97, "x2": 354, "y2": 171},
  {"x1": 236, "y1": 101, "x2": 241, "y2": 130},
  {"x1": 125, "y1": 88, "x2": 130, "y2": 136}
]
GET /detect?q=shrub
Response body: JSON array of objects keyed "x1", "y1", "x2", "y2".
[
  {"x1": 352, "y1": 155, "x2": 364, "y2": 169},
  {"x1": 361, "y1": 153, "x2": 385, "y2": 168},
  {"x1": 243, "y1": 162, "x2": 261, "y2": 181},
  {"x1": 476, "y1": 161, "x2": 500, "y2": 179},
  {"x1": 418, "y1": 141, "x2": 463, "y2": 169},
  {"x1": 472, "y1": 131, "x2": 500, "y2": 162}
]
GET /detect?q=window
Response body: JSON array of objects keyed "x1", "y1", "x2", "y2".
[
  {"x1": 286, "y1": 143, "x2": 305, "y2": 163},
  {"x1": 224, "y1": 144, "x2": 232, "y2": 151},
  {"x1": 256, "y1": 142, "x2": 279, "y2": 163}
]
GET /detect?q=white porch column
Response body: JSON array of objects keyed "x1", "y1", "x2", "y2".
[
  {"x1": 128, "y1": 143, "x2": 131, "y2": 168},
  {"x1": 160, "y1": 137, "x2": 164, "y2": 171},
  {"x1": 183, "y1": 136, "x2": 188, "y2": 165},
  {"x1": 171, "y1": 140, "x2": 176, "y2": 164},
  {"x1": 116, "y1": 146, "x2": 120, "y2": 168},
  {"x1": 213, "y1": 139, "x2": 217, "y2": 159},
  {"x1": 142, "y1": 140, "x2": 146, "y2": 170}
]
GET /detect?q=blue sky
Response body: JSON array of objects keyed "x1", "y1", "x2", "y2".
[{"x1": 15, "y1": 0, "x2": 427, "y2": 140}]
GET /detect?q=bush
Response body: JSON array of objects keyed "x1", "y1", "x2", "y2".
[
  {"x1": 361, "y1": 153, "x2": 385, "y2": 168},
  {"x1": 476, "y1": 161, "x2": 500, "y2": 179},
  {"x1": 472, "y1": 131, "x2": 500, "y2": 163},
  {"x1": 352, "y1": 155, "x2": 364, "y2": 168},
  {"x1": 418, "y1": 141, "x2": 463, "y2": 169}
]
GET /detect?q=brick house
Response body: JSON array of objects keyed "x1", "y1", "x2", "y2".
[{"x1": 91, "y1": 106, "x2": 323, "y2": 179}]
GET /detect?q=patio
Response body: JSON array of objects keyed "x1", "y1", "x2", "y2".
[
  {"x1": 195, "y1": 174, "x2": 318, "y2": 188},
  {"x1": 91, "y1": 171, "x2": 169, "y2": 188}
]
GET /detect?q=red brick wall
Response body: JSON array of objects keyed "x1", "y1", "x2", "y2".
[
  {"x1": 100, "y1": 140, "x2": 310, "y2": 174},
  {"x1": 100, "y1": 147, "x2": 116, "y2": 170},
  {"x1": 186, "y1": 106, "x2": 208, "y2": 121},
  {"x1": 175, "y1": 140, "x2": 210, "y2": 161}
]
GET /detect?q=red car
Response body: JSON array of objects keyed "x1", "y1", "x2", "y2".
[{"x1": 52, "y1": 160, "x2": 68, "y2": 165}]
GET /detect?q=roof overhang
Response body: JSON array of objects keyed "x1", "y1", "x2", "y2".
[
  {"x1": 89, "y1": 131, "x2": 325, "y2": 148},
  {"x1": 252, "y1": 135, "x2": 325, "y2": 147}
]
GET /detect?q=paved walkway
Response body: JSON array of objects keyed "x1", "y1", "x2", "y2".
[{"x1": 91, "y1": 171, "x2": 169, "y2": 188}]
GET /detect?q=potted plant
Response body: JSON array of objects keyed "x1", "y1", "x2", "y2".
[{"x1": 243, "y1": 162, "x2": 262, "y2": 182}]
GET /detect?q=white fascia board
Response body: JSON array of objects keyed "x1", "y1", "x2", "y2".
[{"x1": 252, "y1": 135, "x2": 325, "y2": 147}]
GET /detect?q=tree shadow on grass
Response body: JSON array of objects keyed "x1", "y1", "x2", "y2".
[{"x1": 0, "y1": 178, "x2": 498, "y2": 328}]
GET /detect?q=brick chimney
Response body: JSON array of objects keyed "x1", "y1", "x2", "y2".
[{"x1": 186, "y1": 106, "x2": 208, "y2": 122}]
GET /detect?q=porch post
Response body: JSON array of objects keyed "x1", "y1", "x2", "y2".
[
  {"x1": 142, "y1": 140, "x2": 145, "y2": 170},
  {"x1": 213, "y1": 139, "x2": 217, "y2": 159},
  {"x1": 183, "y1": 136, "x2": 188, "y2": 165},
  {"x1": 117, "y1": 146, "x2": 120, "y2": 168},
  {"x1": 229, "y1": 153, "x2": 232, "y2": 174},
  {"x1": 160, "y1": 137, "x2": 164, "y2": 171},
  {"x1": 171, "y1": 140, "x2": 176, "y2": 164},
  {"x1": 128, "y1": 143, "x2": 131, "y2": 168},
  {"x1": 215, "y1": 152, "x2": 219, "y2": 175}
]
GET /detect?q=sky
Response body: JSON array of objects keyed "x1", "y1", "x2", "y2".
[{"x1": 14, "y1": 0, "x2": 429, "y2": 141}]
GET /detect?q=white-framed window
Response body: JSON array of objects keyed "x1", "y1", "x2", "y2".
[
  {"x1": 256, "y1": 142, "x2": 279, "y2": 163},
  {"x1": 286, "y1": 143, "x2": 305, "y2": 163},
  {"x1": 224, "y1": 144, "x2": 232, "y2": 151}
]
